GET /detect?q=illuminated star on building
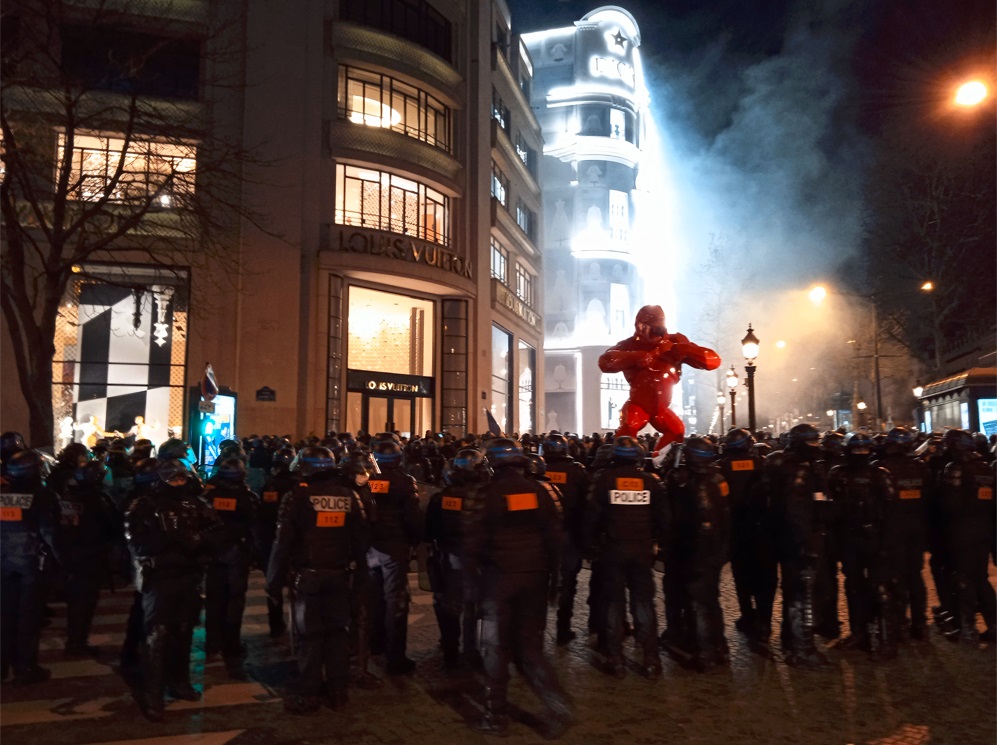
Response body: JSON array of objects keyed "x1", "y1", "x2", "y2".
[{"x1": 612, "y1": 30, "x2": 626, "y2": 49}]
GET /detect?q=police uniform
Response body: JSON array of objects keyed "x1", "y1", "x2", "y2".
[
  {"x1": 125, "y1": 463, "x2": 223, "y2": 720},
  {"x1": 584, "y1": 457, "x2": 668, "y2": 677},
  {"x1": 544, "y1": 451, "x2": 592, "y2": 645},
  {"x1": 1, "y1": 457, "x2": 60, "y2": 683},
  {"x1": 463, "y1": 451, "x2": 574, "y2": 738},
  {"x1": 266, "y1": 470, "x2": 369, "y2": 712},
  {"x1": 202, "y1": 472, "x2": 260, "y2": 662}
]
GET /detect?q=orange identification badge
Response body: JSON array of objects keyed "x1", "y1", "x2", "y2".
[
  {"x1": 548, "y1": 471, "x2": 567, "y2": 484},
  {"x1": 213, "y1": 497, "x2": 237, "y2": 511},
  {"x1": 442, "y1": 496, "x2": 462, "y2": 511},
  {"x1": 616, "y1": 478, "x2": 644, "y2": 491},
  {"x1": 979, "y1": 487, "x2": 994, "y2": 501},
  {"x1": 369, "y1": 480, "x2": 390, "y2": 494},
  {"x1": 899, "y1": 489, "x2": 921, "y2": 500},
  {"x1": 719, "y1": 482, "x2": 730, "y2": 497},
  {"x1": 263, "y1": 491, "x2": 280, "y2": 503},
  {"x1": 731, "y1": 460, "x2": 754, "y2": 471},
  {"x1": 506, "y1": 492, "x2": 538, "y2": 511},
  {"x1": 0, "y1": 507, "x2": 22, "y2": 521},
  {"x1": 316, "y1": 511, "x2": 346, "y2": 527}
]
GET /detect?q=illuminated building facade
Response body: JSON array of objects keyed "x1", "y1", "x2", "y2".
[
  {"x1": 1, "y1": 0, "x2": 545, "y2": 445},
  {"x1": 523, "y1": 7, "x2": 650, "y2": 435}
]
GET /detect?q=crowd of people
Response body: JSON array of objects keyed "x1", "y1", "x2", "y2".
[{"x1": 0, "y1": 423, "x2": 994, "y2": 738}]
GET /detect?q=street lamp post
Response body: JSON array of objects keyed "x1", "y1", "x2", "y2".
[
  {"x1": 741, "y1": 324, "x2": 760, "y2": 432},
  {"x1": 716, "y1": 391, "x2": 726, "y2": 434},
  {"x1": 726, "y1": 366, "x2": 739, "y2": 428}
]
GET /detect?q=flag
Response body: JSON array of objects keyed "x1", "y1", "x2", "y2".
[
  {"x1": 484, "y1": 408, "x2": 504, "y2": 437},
  {"x1": 201, "y1": 362, "x2": 219, "y2": 401}
]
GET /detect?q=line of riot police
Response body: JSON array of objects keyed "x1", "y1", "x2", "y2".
[{"x1": 1, "y1": 423, "x2": 993, "y2": 735}]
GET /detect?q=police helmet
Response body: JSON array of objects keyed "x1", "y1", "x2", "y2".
[
  {"x1": 320, "y1": 437, "x2": 344, "y2": 459},
  {"x1": 821, "y1": 431, "x2": 845, "y2": 457},
  {"x1": 6, "y1": 449, "x2": 44, "y2": 482},
  {"x1": 482, "y1": 437, "x2": 527, "y2": 468},
  {"x1": 158, "y1": 438, "x2": 190, "y2": 462},
  {"x1": 215, "y1": 457, "x2": 247, "y2": 483},
  {"x1": 787, "y1": 423, "x2": 821, "y2": 450},
  {"x1": 339, "y1": 450, "x2": 380, "y2": 477},
  {"x1": 525, "y1": 453, "x2": 546, "y2": 479},
  {"x1": 453, "y1": 448, "x2": 491, "y2": 483},
  {"x1": 0, "y1": 431, "x2": 26, "y2": 456},
  {"x1": 844, "y1": 431, "x2": 873, "y2": 456},
  {"x1": 610, "y1": 435, "x2": 645, "y2": 465},
  {"x1": 423, "y1": 439, "x2": 440, "y2": 457},
  {"x1": 58, "y1": 442, "x2": 91, "y2": 468},
  {"x1": 133, "y1": 457, "x2": 161, "y2": 487},
  {"x1": 684, "y1": 436, "x2": 719, "y2": 464},
  {"x1": 156, "y1": 458, "x2": 190, "y2": 487},
  {"x1": 132, "y1": 439, "x2": 154, "y2": 460},
  {"x1": 943, "y1": 428, "x2": 975, "y2": 453},
  {"x1": 539, "y1": 433, "x2": 569, "y2": 458},
  {"x1": 272, "y1": 447, "x2": 296, "y2": 473},
  {"x1": 293, "y1": 446, "x2": 337, "y2": 477},
  {"x1": 723, "y1": 428, "x2": 754, "y2": 453},
  {"x1": 371, "y1": 440, "x2": 404, "y2": 468}
]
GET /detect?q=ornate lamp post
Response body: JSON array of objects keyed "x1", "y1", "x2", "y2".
[
  {"x1": 726, "y1": 365, "x2": 739, "y2": 428},
  {"x1": 741, "y1": 323, "x2": 760, "y2": 432}
]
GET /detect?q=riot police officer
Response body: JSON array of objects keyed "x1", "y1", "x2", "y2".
[
  {"x1": 119, "y1": 457, "x2": 159, "y2": 672},
  {"x1": 55, "y1": 459, "x2": 119, "y2": 657},
  {"x1": 828, "y1": 432, "x2": 897, "y2": 658},
  {"x1": 874, "y1": 427, "x2": 932, "y2": 640},
  {"x1": 540, "y1": 432, "x2": 592, "y2": 646},
  {"x1": 584, "y1": 436, "x2": 668, "y2": 678},
  {"x1": 1, "y1": 450, "x2": 60, "y2": 684},
  {"x1": 720, "y1": 428, "x2": 775, "y2": 655},
  {"x1": 463, "y1": 438, "x2": 574, "y2": 738},
  {"x1": 366, "y1": 439, "x2": 423, "y2": 674},
  {"x1": 814, "y1": 431, "x2": 846, "y2": 639},
  {"x1": 265, "y1": 446, "x2": 369, "y2": 714},
  {"x1": 203, "y1": 457, "x2": 260, "y2": 667},
  {"x1": 425, "y1": 448, "x2": 489, "y2": 669},
  {"x1": 662, "y1": 436, "x2": 729, "y2": 671},
  {"x1": 938, "y1": 429, "x2": 996, "y2": 643},
  {"x1": 258, "y1": 447, "x2": 297, "y2": 637},
  {"x1": 761, "y1": 423, "x2": 829, "y2": 666},
  {"x1": 125, "y1": 459, "x2": 223, "y2": 720}
]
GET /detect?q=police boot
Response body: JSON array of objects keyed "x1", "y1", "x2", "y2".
[
  {"x1": 555, "y1": 617, "x2": 577, "y2": 646},
  {"x1": 471, "y1": 688, "x2": 509, "y2": 737},
  {"x1": 166, "y1": 624, "x2": 202, "y2": 701},
  {"x1": 692, "y1": 604, "x2": 720, "y2": 672},
  {"x1": 140, "y1": 627, "x2": 168, "y2": 721},
  {"x1": 784, "y1": 602, "x2": 828, "y2": 668},
  {"x1": 350, "y1": 611, "x2": 382, "y2": 689},
  {"x1": 874, "y1": 591, "x2": 898, "y2": 660}
]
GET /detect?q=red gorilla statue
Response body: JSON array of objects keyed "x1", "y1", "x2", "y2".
[{"x1": 598, "y1": 305, "x2": 721, "y2": 455}]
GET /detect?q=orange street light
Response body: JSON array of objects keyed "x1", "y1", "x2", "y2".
[{"x1": 955, "y1": 80, "x2": 988, "y2": 107}]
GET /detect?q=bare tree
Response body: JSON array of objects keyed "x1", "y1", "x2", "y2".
[{"x1": 2, "y1": 0, "x2": 272, "y2": 447}]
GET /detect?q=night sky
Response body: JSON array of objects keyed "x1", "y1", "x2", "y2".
[{"x1": 507, "y1": 0, "x2": 994, "y2": 416}]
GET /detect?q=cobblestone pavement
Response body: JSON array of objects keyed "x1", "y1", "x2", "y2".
[{"x1": 1, "y1": 562, "x2": 994, "y2": 745}]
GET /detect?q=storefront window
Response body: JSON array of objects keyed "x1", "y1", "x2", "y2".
[
  {"x1": 347, "y1": 286, "x2": 434, "y2": 376},
  {"x1": 491, "y1": 325, "x2": 512, "y2": 434},
  {"x1": 518, "y1": 341, "x2": 535, "y2": 435},
  {"x1": 335, "y1": 164, "x2": 450, "y2": 246}
]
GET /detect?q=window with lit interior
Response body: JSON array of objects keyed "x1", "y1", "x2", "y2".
[
  {"x1": 515, "y1": 263, "x2": 534, "y2": 307},
  {"x1": 490, "y1": 238, "x2": 508, "y2": 283},
  {"x1": 336, "y1": 164, "x2": 449, "y2": 246},
  {"x1": 491, "y1": 163, "x2": 508, "y2": 207},
  {"x1": 338, "y1": 66, "x2": 451, "y2": 152},
  {"x1": 58, "y1": 133, "x2": 195, "y2": 206}
]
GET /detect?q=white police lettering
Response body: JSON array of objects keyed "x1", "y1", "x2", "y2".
[
  {"x1": 310, "y1": 495, "x2": 352, "y2": 512},
  {"x1": 0, "y1": 493, "x2": 34, "y2": 509},
  {"x1": 609, "y1": 490, "x2": 650, "y2": 505}
]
